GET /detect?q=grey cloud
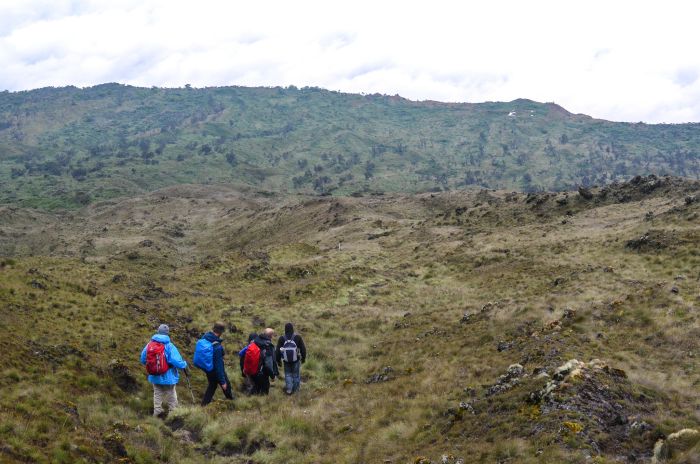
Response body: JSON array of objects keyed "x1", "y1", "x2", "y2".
[
  {"x1": 237, "y1": 33, "x2": 264, "y2": 45},
  {"x1": 0, "y1": 0, "x2": 89, "y2": 37},
  {"x1": 319, "y1": 32, "x2": 357, "y2": 50},
  {"x1": 112, "y1": 49, "x2": 167, "y2": 82},
  {"x1": 434, "y1": 71, "x2": 508, "y2": 89},
  {"x1": 345, "y1": 62, "x2": 393, "y2": 80},
  {"x1": 674, "y1": 68, "x2": 699, "y2": 87},
  {"x1": 593, "y1": 48, "x2": 611, "y2": 59}
]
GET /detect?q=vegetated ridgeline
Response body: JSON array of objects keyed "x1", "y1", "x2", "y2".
[
  {"x1": 0, "y1": 174, "x2": 699, "y2": 463},
  {"x1": 2, "y1": 84, "x2": 700, "y2": 209}
]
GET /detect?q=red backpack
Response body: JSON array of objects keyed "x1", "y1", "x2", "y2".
[
  {"x1": 145, "y1": 341, "x2": 169, "y2": 375},
  {"x1": 243, "y1": 342, "x2": 262, "y2": 376}
]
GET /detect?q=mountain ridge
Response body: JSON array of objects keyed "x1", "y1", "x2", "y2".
[{"x1": 1, "y1": 83, "x2": 700, "y2": 209}]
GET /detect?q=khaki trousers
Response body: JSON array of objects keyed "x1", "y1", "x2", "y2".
[{"x1": 153, "y1": 384, "x2": 178, "y2": 416}]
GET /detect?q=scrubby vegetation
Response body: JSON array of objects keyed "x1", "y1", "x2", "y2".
[
  {"x1": 1, "y1": 85, "x2": 700, "y2": 209},
  {"x1": 1, "y1": 175, "x2": 698, "y2": 462}
]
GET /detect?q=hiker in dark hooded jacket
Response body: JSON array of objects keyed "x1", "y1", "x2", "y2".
[
  {"x1": 276, "y1": 322, "x2": 306, "y2": 394},
  {"x1": 251, "y1": 328, "x2": 278, "y2": 395},
  {"x1": 200, "y1": 322, "x2": 234, "y2": 405}
]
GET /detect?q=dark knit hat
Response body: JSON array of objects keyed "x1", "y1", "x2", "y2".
[
  {"x1": 284, "y1": 322, "x2": 294, "y2": 336},
  {"x1": 157, "y1": 324, "x2": 170, "y2": 335}
]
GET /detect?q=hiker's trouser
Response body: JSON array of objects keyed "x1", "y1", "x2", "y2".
[
  {"x1": 202, "y1": 370, "x2": 234, "y2": 405},
  {"x1": 153, "y1": 384, "x2": 178, "y2": 416},
  {"x1": 252, "y1": 373, "x2": 270, "y2": 395},
  {"x1": 241, "y1": 374, "x2": 254, "y2": 394},
  {"x1": 284, "y1": 361, "x2": 301, "y2": 393}
]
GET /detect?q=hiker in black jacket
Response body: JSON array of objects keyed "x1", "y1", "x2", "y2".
[
  {"x1": 251, "y1": 328, "x2": 278, "y2": 395},
  {"x1": 276, "y1": 322, "x2": 306, "y2": 394},
  {"x1": 201, "y1": 322, "x2": 234, "y2": 405}
]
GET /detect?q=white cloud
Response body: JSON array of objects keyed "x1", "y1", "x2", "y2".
[{"x1": 0, "y1": 0, "x2": 699, "y2": 122}]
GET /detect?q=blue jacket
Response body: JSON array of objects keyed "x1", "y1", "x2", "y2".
[
  {"x1": 140, "y1": 334, "x2": 187, "y2": 385},
  {"x1": 202, "y1": 332, "x2": 227, "y2": 384},
  {"x1": 238, "y1": 344, "x2": 250, "y2": 374}
]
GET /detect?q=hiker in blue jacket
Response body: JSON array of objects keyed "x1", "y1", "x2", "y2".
[
  {"x1": 201, "y1": 321, "x2": 234, "y2": 405},
  {"x1": 139, "y1": 324, "x2": 188, "y2": 418}
]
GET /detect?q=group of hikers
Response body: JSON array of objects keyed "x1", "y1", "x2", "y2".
[{"x1": 139, "y1": 321, "x2": 306, "y2": 417}]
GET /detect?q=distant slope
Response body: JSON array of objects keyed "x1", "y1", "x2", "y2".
[{"x1": 1, "y1": 84, "x2": 699, "y2": 208}]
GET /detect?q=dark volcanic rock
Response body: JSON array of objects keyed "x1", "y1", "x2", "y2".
[
  {"x1": 486, "y1": 364, "x2": 526, "y2": 396},
  {"x1": 578, "y1": 186, "x2": 594, "y2": 200},
  {"x1": 103, "y1": 431, "x2": 128, "y2": 457},
  {"x1": 108, "y1": 359, "x2": 138, "y2": 393},
  {"x1": 497, "y1": 341, "x2": 514, "y2": 352},
  {"x1": 366, "y1": 366, "x2": 394, "y2": 384}
]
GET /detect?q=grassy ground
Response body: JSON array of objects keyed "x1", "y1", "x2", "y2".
[{"x1": 0, "y1": 176, "x2": 699, "y2": 463}]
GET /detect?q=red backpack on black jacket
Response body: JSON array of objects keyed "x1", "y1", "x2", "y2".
[{"x1": 242, "y1": 342, "x2": 262, "y2": 376}]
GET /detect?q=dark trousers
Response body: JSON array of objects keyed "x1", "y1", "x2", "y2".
[
  {"x1": 251, "y1": 373, "x2": 270, "y2": 395},
  {"x1": 201, "y1": 370, "x2": 233, "y2": 405},
  {"x1": 241, "y1": 374, "x2": 254, "y2": 394}
]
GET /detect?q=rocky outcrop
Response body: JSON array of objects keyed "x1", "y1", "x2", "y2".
[
  {"x1": 652, "y1": 429, "x2": 700, "y2": 463},
  {"x1": 530, "y1": 359, "x2": 662, "y2": 459},
  {"x1": 486, "y1": 364, "x2": 526, "y2": 396},
  {"x1": 366, "y1": 366, "x2": 394, "y2": 384},
  {"x1": 625, "y1": 230, "x2": 676, "y2": 252}
]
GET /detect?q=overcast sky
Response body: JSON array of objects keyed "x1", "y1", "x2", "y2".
[{"x1": 1, "y1": 0, "x2": 699, "y2": 123}]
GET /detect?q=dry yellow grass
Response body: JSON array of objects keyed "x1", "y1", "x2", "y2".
[{"x1": 1, "y1": 176, "x2": 699, "y2": 463}]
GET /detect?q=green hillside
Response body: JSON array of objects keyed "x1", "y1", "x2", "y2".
[{"x1": 1, "y1": 84, "x2": 699, "y2": 208}]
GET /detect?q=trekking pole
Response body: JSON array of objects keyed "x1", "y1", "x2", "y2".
[{"x1": 183, "y1": 368, "x2": 196, "y2": 404}]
